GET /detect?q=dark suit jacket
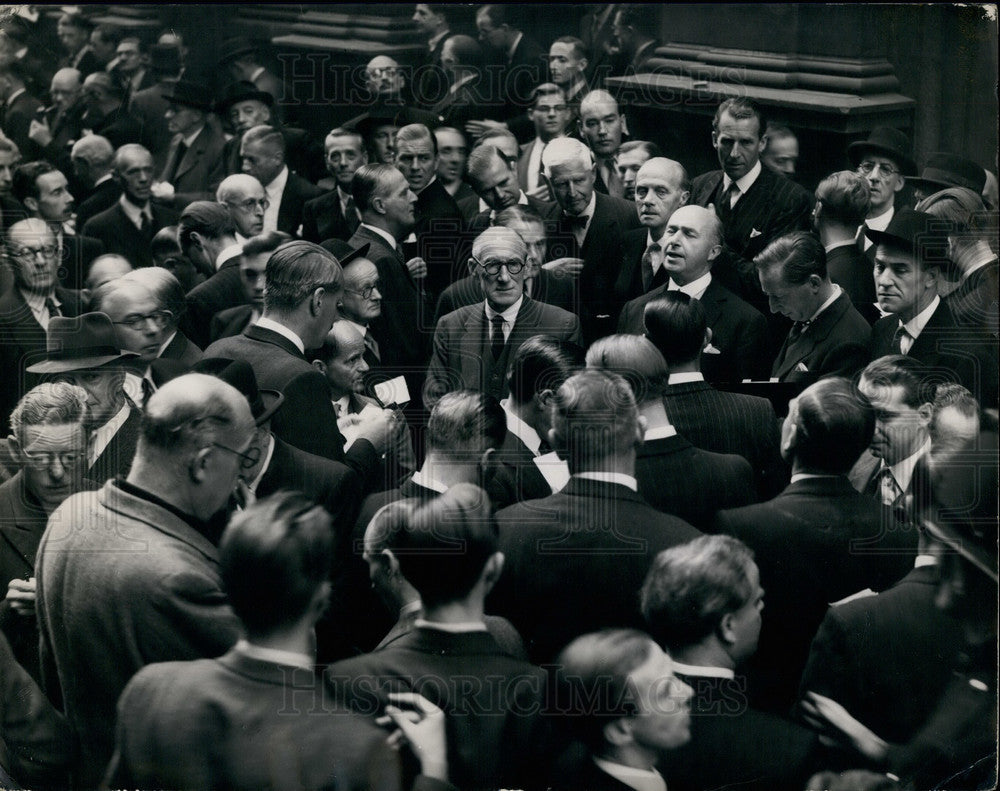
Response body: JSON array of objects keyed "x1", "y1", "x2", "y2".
[
  {"x1": 425, "y1": 296, "x2": 582, "y2": 407},
  {"x1": 612, "y1": 227, "x2": 671, "y2": 305},
  {"x1": 74, "y1": 179, "x2": 121, "y2": 234},
  {"x1": 871, "y1": 298, "x2": 998, "y2": 407},
  {"x1": 502, "y1": 35, "x2": 546, "y2": 117},
  {"x1": 636, "y1": 432, "x2": 756, "y2": 529},
  {"x1": 618, "y1": 278, "x2": 771, "y2": 384},
  {"x1": 89, "y1": 403, "x2": 142, "y2": 485},
  {"x1": 410, "y1": 178, "x2": 463, "y2": 299},
  {"x1": 431, "y1": 75, "x2": 502, "y2": 129},
  {"x1": 300, "y1": 188, "x2": 357, "y2": 244},
  {"x1": 798, "y1": 563, "x2": 965, "y2": 744},
  {"x1": 516, "y1": 138, "x2": 543, "y2": 192},
  {"x1": 107, "y1": 649, "x2": 401, "y2": 791},
  {"x1": 489, "y1": 429, "x2": 553, "y2": 506},
  {"x1": 434, "y1": 268, "x2": 575, "y2": 323},
  {"x1": 662, "y1": 379, "x2": 787, "y2": 499},
  {"x1": 771, "y1": 290, "x2": 871, "y2": 383},
  {"x1": 1, "y1": 90, "x2": 43, "y2": 160},
  {"x1": 159, "y1": 123, "x2": 228, "y2": 205},
  {"x1": 59, "y1": 234, "x2": 103, "y2": 292},
  {"x1": 209, "y1": 304, "x2": 255, "y2": 343},
  {"x1": 327, "y1": 627, "x2": 549, "y2": 790},
  {"x1": 945, "y1": 258, "x2": 998, "y2": 336},
  {"x1": 713, "y1": 476, "x2": 916, "y2": 713},
  {"x1": 0, "y1": 286, "x2": 84, "y2": 433},
  {"x1": 129, "y1": 82, "x2": 173, "y2": 172},
  {"x1": 183, "y1": 258, "x2": 246, "y2": 350},
  {"x1": 490, "y1": 477, "x2": 701, "y2": 663},
  {"x1": 276, "y1": 171, "x2": 324, "y2": 236},
  {"x1": 158, "y1": 330, "x2": 202, "y2": 366},
  {"x1": 81, "y1": 201, "x2": 178, "y2": 269},
  {"x1": 204, "y1": 324, "x2": 380, "y2": 483},
  {"x1": 826, "y1": 242, "x2": 879, "y2": 324}
]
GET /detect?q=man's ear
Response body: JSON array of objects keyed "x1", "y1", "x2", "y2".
[
  {"x1": 381, "y1": 547, "x2": 403, "y2": 578},
  {"x1": 480, "y1": 551, "x2": 505, "y2": 595},
  {"x1": 917, "y1": 402, "x2": 934, "y2": 426},
  {"x1": 189, "y1": 446, "x2": 212, "y2": 483},
  {"x1": 703, "y1": 327, "x2": 713, "y2": 350},
  {"x1": 718, "y1": 611, "x2": 738, "y2": 646},
  {"x1": 467, "y1": 257, "x2": 477, "y2": 276},
  {"x1": 7, "y1": 434, "x2": 22, "y2": 462},
  {"x1": 706, "y1": 242, "x2": 721, "y2": 264},
  {"x1": 603, "y1": 717, "x2": 633, "y2": 747},
  {"x1": 312, "y1": 359, "x2": 328, "y2": 375},
  {"x1": 23, "y1": 196, "x2": 39, "y2": 214},
  {"x1": 620, "y1": 114, "x2": 629, "y2": 138}
]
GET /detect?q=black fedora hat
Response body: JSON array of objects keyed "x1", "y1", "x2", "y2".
[
  {"x1": 216, "y1": 80, "x2": 275, "y2": 114},
  {"x1": 218, "y1": 37, "x2": 257, "y2": 65},
  {"x1": 907, "y1": 152, "x2": 987, "y2": 196},
  {"x1": 165, "y1": 80, "x2": 214, "y2": 112},
  {"x1": 26, "y1": 313, "x2": 139, "y2": 374},
  {"x1": 319, "y1": 239, "x2": 370, "y2": 266},
  {"x1": 192, "y1": 358, "x2": 284, "y2": 426},
  {"x1": 350, "y1": 104, "x2": 443, "y2": 139},
  {"x1": 847, "y1": 127, "x2": 917, "y2": 177},
  {"x1": 864, "y1": 208, "x2": 953, "y2": 273}
]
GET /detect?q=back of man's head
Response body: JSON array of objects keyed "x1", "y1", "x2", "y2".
[
  {"x1": 122, "y1": 266, "x2": 186, "y2": 323},
  {"x1": 815, "y1": 171, "x2": 870, "y2": 227},
  {"x1": 551, "y1": 369, "x2": 639, "y2": 473},
  {"x1": 393, "y1": 483, "x2": 498, "y2": 608},
  {"x1": 220, "y1": 491, "x2": 333, "y2": 639},
  {"x1": 507, "y1": 335, "x2": 577, "y2": 406},
  {"x1": 263, "y1": 240, "x2": 341, "y2": 313},
  {"x1": 71, "y1": 134, "x2": 115, "y2": 170},
  {"x1": 642, "y1": 291, "x2": 707, "y2": 368},
  {"x1": 585, "y1": 334, "x2": 669, "y2": 403},
  {"x1": 788, "y1": 377, "x2": 875, "y2": 474},
  {"x1": 426, "y1": 389, "x2": 506, "y2": 457},
  {"x1": 242, "y1": 124, "x2": 285, "y2": 156},
  {"x1": 754, "y1": 230, "x2": 827, "y2": 284},
  {"x1": 859, "y1": 354, "x2": 936, "y2": 411},
  {"x1": 640, "y1": 535, "x2": 758, "y2": 656},
  {"x1": 352, "y1": 163, "x2": 395, "y2": 213},
  {"x1": 177, "y1": 201, "x2": 236, "y2": 250}
]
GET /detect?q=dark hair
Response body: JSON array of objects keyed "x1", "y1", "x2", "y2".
[
  {"x1": 264, "y1": 240, "x2": 342, "y2": 312},
  {"x1": 394, "y1": 483, "x2": 497, "y2": 607},
  {"x1": 860, "y1": 355, "x2": 937, "y2": 410},
  {"x1": 494, "y1": 203, "x2": 546, "y2": 230},
  {"x1": 552, "y1": 36, "x2": 588, "y2": 61},
  {"x1": 507, "y1": 335, "x2": 577, "y2": 405},
  {"x1": 178, "y1": 201, "x2": 236, "y2": 250},
  {"x1": 815, "y1": 171, "x2": 871, "y2": 227},
  {"x1": 91, "y1": 24, "x2": 123, "y2": 48},
  {"x1": 642, "y1": 291, "x2": 707, "y2": 366},
  {"x1": 220, "y1": 491, "x2": 333, "y2": 638},
  {"x1": 242, "y1": 125, "x2": 286, "y2": 156},
  {"x1": 242, "y1": 230, "x2": 292, "y2": 258},
  {"x1": 12, "y1": 161, "x2": 56, "y2": 204},
  {"x1": 352, "y1": 163, "x2": 396, "y2": 212},
  {"x1": 754, "y1": 231, "x2": 827, "y2": 283},
  {"x1": 792, "y1": 377, "x2": 876, "y2": 473},
  {"x1": 426, "y1": 390, "x2": 506, "y2": 454},
  {"x1": 619, "y1": 140, "x2": 663, "y2": 160},
  {"x1": 443, "y1": 34, "x2": 482, "y2": 67},
  {"x1": 585, "y1": 334, "x2": 670, "y2": 401},
  {"x1": 550, "y1": 369, "x2": 639, "y2": 471},
  {"x1": 150, "y1": 226, "x2": 181, "y2": 258},
  {"x1": 615, "y1": 4, "x2": 657, "y2": 32},
  {"x1": 712, "y1": 97, "x2": 766, "y2": 139},
  {"x1": 396, "y1": 123, "x2": 437, "y2": 157}
]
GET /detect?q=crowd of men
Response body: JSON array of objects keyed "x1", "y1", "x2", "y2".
[{"x1": 0, "y1": 4, "x2": 997, "y2": 791}]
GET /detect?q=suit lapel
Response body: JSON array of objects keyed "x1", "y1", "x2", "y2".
[
  {"x1": 173, "y1": 127, "x2": 205, "y2": 181},
  {"x1": 462, "y1": 306, "x2": 490, "y2": 387},
  {"x1": 0, "y1": 475, "x2": 44, "y2": 571},
  {"x1": 245, "y1": 324, "x2": 305, "y2": 359},
  {"x1": 773, "y1": 293, "x2": 848, "y2": 378}
]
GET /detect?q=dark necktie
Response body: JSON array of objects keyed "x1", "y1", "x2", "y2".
[
  {"x1": 44, "y1": 297, "x2": 62, "y2": 320},
  {"x1": 139, "y1": 211, "x2": 152, "y2": 238},
  {"x1": 723, "y1": 180, "x2": 741, "y2": 208},
  {"x1": 788, "y1": 320, "x2": 809, "y2": 343},
  {"x1": 168, "y1": 140, "x2": 188, "y2": 182},
  {"x1": 344, "y1": 196, "x2": 360, "y2": 233},
  {"x1": 564, "y1": 213, "x2": 588, "y2": 229},
  {"x1": 490, "y1": 314, "x2": 506, "y2": 360},
  {"x1": 364, "y1": 329, "x2": 381, "y2": 363},
  {"x1": 891, "y1": 324, "x2": 910, "y2": 355},
  {"x1": 641, "y1": 243, "x2": 661, "y2": 292},
  {"x1": 141, "y1": 376, "x2": 155, "y2": 408}
]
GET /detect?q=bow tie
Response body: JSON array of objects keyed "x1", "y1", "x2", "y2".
[{"x1": 564, "y1": 213, "x2": 589, "y2": 228}]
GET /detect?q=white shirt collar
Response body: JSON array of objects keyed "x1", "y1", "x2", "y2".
[
  {"x1": 449, "y1": 71, "x2": 478, "y2": 94},
  {"x1": 824, "y1": 239, "x2": 858, "y2": 254},
  {"x1": 234, "y1": 638, "x2": 312, "y2": 672},
  {"x1": 862, "y1": 205, "x2": 894, "y2": 249},
  {"x1": 668, "y1": 271, "x2": 712, "y2": 300},
  {"x1": 643, "y1": 424, "x2": 678, "y2": 442},
  {"x1": 262, "y1": 166, "x2": 290, "y2": 231},
  {"x1": 360, "y1": 222, "x2": 398, "y2": 251},
  {"x1": 413, "y1": 619, "x2": 488, "y2": 633},
  {"x1": 667, "y1": 372, "x2": 705, "y2": 385},
  {"x1": 88, "y1": 403, "x2": 132, "y2": 467},
  {"x1": 484, "y1": 295, "x2": 522, "y2": 330},
  {"x1": 93, "y1": 173, "x2": 114, "y2": 187},
  {"x1": 156, "y1": 331, "x2": 178, "y2": 358},
  {"x1": 244, "y1": 432, "x2": 276, "y2": 494},
  {"x1": 255, "y1": 316, "x2": 305, "y2": 354},
  {"x1": 5, "y1": 87, "x2": 26, "y2": 107},
  {"x1": 502, "y1": 399, "x2": 543, "y2": 455},
  {"x1": 723, "y1": 160, "x2": 762, "y2": 197},
  {"x1": 914, "y1": 554, "x2": 940, "y2": 569},
  {"x1": 410, "y1": 469, "x2": 449, "y2": 493},
  {"x1": 808, "y1": 284, "x2": 842, "y2": 323},
  {"x1": 333, "y1": 394, "x2": 352, "y2": 417},
  {"x1": 790, "y1": 472, "x2": 840, "y2": 483},
  {"x1": 507, "y1": 31, "x2": 524, "y2": 61},
  {"x1": 900, "y1": 294, "x2": 940, "y2": 344},
  {"x1": 592, "y1": 757, "x2": 667, "y2": 791},
  {"x1": 526, "y1": 140, "x2": 546, "y2": 191},
  {"x1": 249, "y1": 66, "x2": 266, "y2": 83},
  {"x1": 118, "y1": 194, "x2": 151, "y2": 229},
  {"x1": 19, "y1": 288, "x2": 59, "y2": 329},
  {"x1": 216, "y1": 242, "x2": 243, "y2": 269},
  {"x1": 574, "y1": 472, "x2": 638, "y2": 491},
  {"x1": 670, "y1": 660, "x2": 735, "y2": 679},
  {"x1": 886, "y1": 438, "x2": 931, "y2": 495},
  {"x1": 427, "y1": 29, "x2": 449, "y2": 52}
]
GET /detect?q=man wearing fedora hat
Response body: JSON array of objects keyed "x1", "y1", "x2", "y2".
[
  {"x1": 153, "y1": 79, "x2": 227, "y2": 208},
  {"x1": 129, "y1": 43, "x2": 183, "y2": 172},
  {"x1": 26, "y1": 312, "x2": 143, "y2": 484},
  {"x1": 907, "y1": 152, "x2": 987, "y2": 205},
  {"x1": 218, "y1": 37, "x2": 284, "y2": 110},
  {"x1": 847, "y1": 126, "x2": 917, "y2": 256},
  {"x1": 218, "y1": 80, "x2": 277, "y2": 177}
]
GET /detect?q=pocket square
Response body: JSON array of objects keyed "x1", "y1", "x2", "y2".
[
  {"x1": 703, "y1": 343, "x2": 721, "y2": 355},
  {"x1": 795, "y1": 362, "x2": 809, "y2": 372},
  {"x1": 750, "y1": 228, "x2": 762, "y2": 238}
]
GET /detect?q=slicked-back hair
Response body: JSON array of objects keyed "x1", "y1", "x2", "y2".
[
  {"x1": 242, "y1": 230, "x2": 292, "y2": 258},
  {"x1": 324, "y1": 127, "x2": 364, "y2": 151},
  {"x1": 10, "y1": 382, "x2": 89, "y2": 446},
  {"x1": 585, "y1": 334, "x2": 670, "y2": 402},
  {"x1": 916, "y1": 187, "x2": 990, "y2": 241},
  {"x1": 619, "y1": 139, "x2": 663, "y2": 161},
  {"x1": 394, "y1": 483, "x2": 497, "y2": 607},
  {"x1": 264, "y1": 240, "x2": 342, "y2": 312},
  {"x1": 507, "y1": 335, "x2": 577, "y2": 405},
  {"x1": 396, "y1": 123, "x2": 437, "y2": 157},
  {"x1": 542, "y1": 136, "x2": 594, "y2": 176},
  {"x1": 466, "y1": 145, "x2": 508, "y2": 186},
  {"x1": 220, "y1": 491, "x2": 333, "y2": 638},
  {"x1": 242, "y1": 125, "x2": 286, "y2": 155},
  {"x1": 754, "y1": 231, "x2": 827, "y2": 284},
  {"x1": 859, "y1": 355, "x2": 937, "y2": 409},
  {"x1": 531, "y1": 82, "x2": 567, "y2": 108},
  {"x1": 478, "y1": 4, "x2": 513, "y2": 28},
  {"x1": 640, "y1": 535, "x2": 757, "y2": 652},
  {"x1": 113, "y1": 143, "x2": 152, "y2": 174},
  {"x1": 554, "y1": 629, "x2": 654, "y2": 751},
  {"x1": 791, "y1": 377, "x2": 875, "y2": 473},
  {"x1": 426, "y1": 389, "x2": 506, "y2": 456},
  {"x1": 444, "y1": 34, "x2": 482, "y2": 67},
  {"x1": 643, "y1": 291, "x2": 707, "y2": 367},
  {"x1": 551, "y1": 369, "x2": 639, "y2": 471},
  {"x1": 815, "y1": 171, "x2": 871, "y2": 227},
  {"x1": 177, "y1": 201, "x2": 236, "y2": 250},
  {"x1": 352, "y1": 163, "x2": 397, "y2": 212},
  {"x1": 552, "y1": 36, "x2": 588, "y2": 61},
  {"x1": 12, "y1": 160, "x2": 55, "y2": 204},
  {"x1": 0, "y1": 137, "x2": 19, "y2": 156},
  {"x1": 122, "y1": 266, "x2": 186, "y2": 321},
  {"x1": 363, "y1": 499, "x2": 420, "y2": 556},
  {"x1": 712, "y1": 97, "x2": 766, "y2": 139},
  {"x1": 71, "y1": 134, "x2": 115, "y2": 168},
  {"x1": 615, "y1": 3, "x2": 657, "y2": 32}
]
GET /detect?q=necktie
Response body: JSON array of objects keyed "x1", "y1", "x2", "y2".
[
  {"x1": 141, "y1": 376, "x2": 155, "y2": 408},
  {"x1": 603, "y1": 158, "x2": 624, "y2": 199},
  {"x1": 641, "y1": 243, "x2": 661, "y2": 292},
  {"x1": 490, "y1": 314, "x2": 506, "y2": 360},
  {"x1": 139, "y1": 211, "x2": 151, "y2": 238},
  {"x1": 344, "y1": 196, "x2": 360, "y2": 233},
  {"x1": 44, "y1": 297, "x2": 61, "y2": 320},
  {"x1": 788, "y1": 320, "x2": 809, "y2": 343},
  {"x1": 364, "y1": 330, "x2": 381, "y2": 363},
  {"x1": 876, "y1": 466, "x2": 903, "y2": 506},
  {"x1": 166, "y1": 140, "x2": 187, "y2": 183},
  {"x1": 891, "y1": 324, "x2": 911, "y2": 355},
  {"x1": 723, "y1": 180, "x2": 741, "y2": 208}
]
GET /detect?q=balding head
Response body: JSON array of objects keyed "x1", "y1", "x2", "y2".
[
  {"x1": 365, "y1": 55, "x2": 405, "y2": 98},
  {"x1": 315, "y1": 320, "x2": 369, "y2": 399},
  {"x1": 579, "y1": 89, "x2": 624, "y2": 158},
  {"x1": 217, "y1": 173, "x2": 267, "y2": 237},
  {"x1": 50, "y1": 67, "x2": 82, "y2": 110},
  {"x1": 85, "y1": 253, "x2": 132, "y2": 290},
  {"x1": 660, "y1": 205, "x2": 723, "y2": 285},
  {"x1": 634, "y1": 157, "x2": 690, "y2": 232}
]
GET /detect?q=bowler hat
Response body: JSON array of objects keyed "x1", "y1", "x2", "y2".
[
  {"x1": 148, "y1": 44, "x2": 182, "y2": 78},
  {"x1": 350, "y1": 104, "x2": 442, "y2": 139},
  {"x1": 864, "y1": 208, "x2": 953, "y2": 273},
  {"x1": 907, "y1": 152, "x2": 987, "y2": 197},
  {"x1": 165, "y1": 80, "x2": 214, "y2": 112},
  {"x1": 218, "y1": 37, "x2": 257, "y2": 65},
  {"x1": 847, "y1": 127, "x2": 917, "y2": 177},
  {"x1": 192, "y1": 358, "x2": 284, "y2": 426},
  {"x1": 216, "y1": 80, "x2": 275, "y2": 113},
  {"x1": 26, "y1": 313, "x2": 139, "y2": 374},
  {"x1": 319, "y1": 240, "x2": 370, "y2": 266}
]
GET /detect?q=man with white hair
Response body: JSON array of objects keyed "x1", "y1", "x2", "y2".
[
  {"x1": 71, "y1": 134, "x2": 120, "y2": 230},
  {"x1": 216, "y1": 173, "x2": 267, "y2": 242},
  {"x1": 28, "y1": 68, "x2": 85, "y2": 180},
  {"x1": 542, "y1": 136, "x2": 640, "y2": 341}
]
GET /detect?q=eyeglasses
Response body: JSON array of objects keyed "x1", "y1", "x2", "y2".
[
  {"x1": 228, "y1": 197, "x2": 270, "y2": 212},
  {"x1": 211, "y1": 441, "x2": 261, "y2": 471},
  {"x1": 473, "y1": 257, "x2": 525, "y2": 276},
  {"x1": 858, "y1": 160, "x2": 900, "y2": 178},
  {"x1": 9, "y1": 245, "x2": 58, "y2": 260},
  {"x1": 22, "y1": 450, "x2": 85, "y2": 470},
  {"x1": 112, "y1": 309, "x2": 174, "y2": 331},
  {"x1": 344, "y1": 281, "x2": 381, "y2": 300}
]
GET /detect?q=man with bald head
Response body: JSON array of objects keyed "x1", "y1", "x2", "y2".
[
  {"x1": 84, "y1": 253, "x2": 132, "y2": 291},
  {"x1": 71, "y1": 134, "x2": 120, "y2": 229},
  {"x1": 28, "y1": 68, "x2": 85, "y2": 181},
  {"x1": 35, "y1": 373, "x2": 252, "y2": 787},
  {"x1": 216, "y1": 173, "x2": 267, "y2": 241},
  {"x1": 579, "y1": 89, "x2": 627, "y2": 197},
  {"x1": 425, "y1": 226, "x2": 582, "y2": 407},
  {"x1": 619, "y1": 204, "x2": 771, "y2": 384}
]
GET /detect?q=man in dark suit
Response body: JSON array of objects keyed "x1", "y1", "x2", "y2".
[
  {"x1": 814, "y1": 170, "x2": 879, "y2": 323},
  {"x1": 107, "y1": 490, "x2": 450, "y2": 791},
  {"x1": 205, "y1": 240, "x2": 393, "y2": 482},
  {"x1": 27, "y1": 68, "x2": 86, "y2": 182},
  {"x1": 425, "y1": 226, "x2": 582, "y2": 407},
  {"x1": 411, "y1": 3, "x2": 454, "y2": 108},
  {"x1": 128, "y1": 43, "x2": 182, "y2": 173},
  {"x1": 618, "y1": 202, "x2": 771, "y2": 384},
  {"x1": 207, "y1": 231, "x2": 281, "y2": 343},
  {"x1": 79, "y1": 72, "x2": 146, "y2": 151},
  {"x1": 579, "y1": 90, "x2": 628, "y2": 198},
  {"x1": 714, "y1": 377, "x2": 915, "y2": 713},
  {"x1": 0, "y1": 219, "x2": 84, "y2": 433},
  {"x1": 239, "y1": 125, "x2": 323, "y2": 236},
  {"x1": 587, "y1": 333, "x2": 756, "y2": 529},
  {"x1": 645, "y1": 291, "x2": 788, "y2": 498},
  {"x1": 516, "y1": 83, "x2": 573, "y2": 194},
  {"x1": 82, "y1": 144, "x2": 178, "y2": 269},
  {"x1": 156, "y1": 80, "x2": 227, "y2": 207},
  {"x1": 0, "y1": 63, "x2": 43, "y2": 160},
  {"x1": 542, "y1": 136, "x2": 641, "y2": 341},
  {"x1": 867, "y1": 208, "x2": 998, "y2": 406},
  {"x1": 215, "y1": 172, "x2": 267, "y2": 243},
  {"x1": 70, "y1": 134, "x2": 121, "y2": 231},
  {"x1": 689, "y1": 98, "x2": 812, "y2": 307},
  {"x1": 641, "y1": 535, "x2": 821, "y2": 791},
  {"x1": 329, "y1": 483, "x2": 549, "y2": 790},
  {"x1": 56, "y1": 11, "x2": 99, "y2": 77},
  {"x1": 430, "y1": 36, "x2": 497, "y2": 132},
  {"x1": 757, "y1": 231, "x2": 871, "y2": 385},
  {"x1": 301, "y1": 127, "x2": 367, "y2": 244},
  {"x1": 475, "y1": 5, "x2": 545, "y2": 119},
  {"x1": 490, "y1": 369, "x2": 701, "y2": 663}
]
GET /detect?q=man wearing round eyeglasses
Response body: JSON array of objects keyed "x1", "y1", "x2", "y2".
[
  {"x1": 91, "y1": 277, "x2": 172, "y2": 367},
  {"x1": 217, "y1": 173, "x2": 268, "y2": 242},
  {"x1": 425, "y1": 226, "x2": 581, "y2": 407}
]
